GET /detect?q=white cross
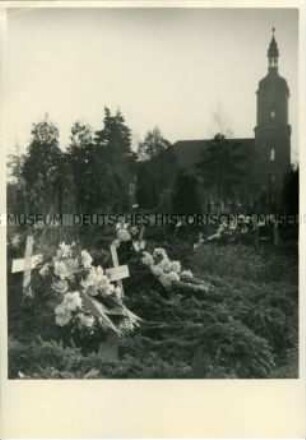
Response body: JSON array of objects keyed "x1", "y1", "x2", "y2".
[
  {"x1": 93, "y1": 241, "x2": 130, "y2": 362},
  {"x1": 11, "y1": 235, "x2": 43, "y2": 297},
  {"x1": 105, "y1": 241, "x2": 130, "y2": 298}
]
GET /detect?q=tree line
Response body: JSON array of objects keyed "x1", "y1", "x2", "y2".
[
  {"x1": 8, "y1": 108, "x2": 174, "y2": 216},
  {"x1": 7, "y1": 108, "x2": 298, "y2": 219}
]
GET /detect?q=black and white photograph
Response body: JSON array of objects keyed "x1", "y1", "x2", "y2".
[{"x1": 6, "y1": 6, "x2": 299, "y2": 380}]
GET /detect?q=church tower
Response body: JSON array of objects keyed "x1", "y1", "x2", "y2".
[{"x1": 254, "y1": 28, "x2": 291, "y2": 209}]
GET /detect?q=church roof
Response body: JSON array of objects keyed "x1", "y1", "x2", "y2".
[
  {"x1": 173, "y1": 138, "x2": 255, "y2": 170},
  {"x1": 258, "y1": 70, "x2": 289, "y2": 93},
  {"x1": 258, "y1": 29, "x2": 289, "y2": 95},
  {"x1": 268, "y1": 34, "x2": 279, "y2": 59}
]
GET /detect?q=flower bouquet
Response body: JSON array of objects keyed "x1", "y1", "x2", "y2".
[
  {"x1": 140, "y1": 247, "x2": 211, "y2": 293},
  {"x1": 38, "y1": 242, "x2": 141, "y2": 339}
]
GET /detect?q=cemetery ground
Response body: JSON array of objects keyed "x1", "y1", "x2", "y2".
[{"x1": 7, "y1": 225, "x2": 298, "y2": 379}]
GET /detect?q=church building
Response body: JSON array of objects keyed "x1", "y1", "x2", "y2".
[{"x1": 172, "y1": 29, "x2": 292, "y2": 212}]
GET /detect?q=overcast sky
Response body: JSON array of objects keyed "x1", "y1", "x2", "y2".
[{"x1": 5, "y1": 7, "x2": 298, "y2": 161}]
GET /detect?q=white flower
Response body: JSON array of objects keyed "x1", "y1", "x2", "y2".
[
  {"x1": 81, "y1": 250, "x2": 93, "y2": 269},
  {"x1": 54, "y1": 304, "x2": 71, "y2": 326},
  {"x1": 181, "y1": 270, "x2": 193, "y2": 280},
  {"x1": 11, "y1": 234, "x2": 21, "y2": 248},
  {"x1": 159, "y1": 273, "x2": 173, "y2": 288},
  {"x1": 56, "y1": 242, "x2": 72, "y2": 259},
  {"x1": 55, "y1": 314, "x2": 71, "y2": 326},
  {"x1": 52, "y1": 279, "x2": 69, "y2": 294},
  {"x1": 54, "y1": 260, "x2": 70, "y2": 280},
  {"x1": 117, "y1": 228, "x2": 131, "y2": 242},
  {"x1": 170, "y1": 261, "x2": 181, "y2": 274},
  {"x1": 167, "y1": 271, "x2": 180, "y2": 283},
  {"x1": 64, "y1": 258, "x2": 79, "y2": 277},
  {"x1": 115, "y1": 221, "x2": 128, "y2": 231},
  {"x1": 78, "y1": 313, "x2": 95, "y2": 328},
  {"x1": 96, "y1": 265, "x2": 104, "y2": 276},
  {"x1": 229, "y1": 221, "x2": 237, "y2": 231},
  {"x1": 159, "y1": 271, "x2": 180, "y2": 288},
  {"x1": 101, "y1": 282, "x2": 115, "y2": 296},
  {"x1": 81, "y1": 266, "x2": 103, "y2": 289},
  {"x1": 81, "y1": 266, "x2": 115, "y2": 297},
  {"x1": 151, "y1": 264, "x2": 164, "y2": 277},
  {"x1": 39, "y1": 263, "x2": 50, "y2": 277},
  {"x1": 159, "y1": 258, "x2": 172, "y2": 273},
  {"x1": 86, "y1": 286, "x2": 99, "y2": 297},
  {"x1": 95, "y1": 267, "x2": 113, "y2": 293},
  {"x1": 62, "y1": 291, "x2": 83, "y2": 312},
  {"x1": 141, "y1": 251, "x2": 154, "y2": 266},
  {"x1": 133, "y1": 240, "x2": 146, "y2": 252},
  {"x1": 80, "y1": 271, "x2": 94, "y2": 290},
  {"x1": 153, "y1": 248, "x2": 168, "y2": 259}
]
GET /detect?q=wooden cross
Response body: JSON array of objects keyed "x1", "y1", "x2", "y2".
[
  {"x1": 91, "y1": 239, "x2": 140, "y2": 363},
  {"x1": 105, "y1": 240, "x2": 130, "y2": 298},
  {"x1": 11, "y1": 235, "x2": 43, "y2": 297},
  {"x1": 95, "y1": 241, "x2": 130, "y2": 362}
]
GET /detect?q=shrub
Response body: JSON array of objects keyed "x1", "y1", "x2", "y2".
[
  {"x1": 8, "y1": 238, "x2": 298, "y2": 379},
  {"x1": 192, "y1": 320, "x2": 275, "y2": 378}
]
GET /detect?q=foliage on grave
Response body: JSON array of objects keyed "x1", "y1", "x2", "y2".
[
  {"x1": 123, "y1": 283, "x2": 277, "y2": 378},
  {"x1": 191, "y1": 241, "x2": 296, "y2": 282},
  {"x1": 110, "y1": 227, "x2": 297, "y2": 377},
  {"x1": 15, "y1": 241, "x2": 141, "y2": 351},
  {"x1": 8, "y1": 336, "x2": 192, "y2": 379},
  {"x1": 121, "y1": 239, "x2": 298, "y2": 378},
  {"x1": 8, "y1": 228, "x2": 298, "y2": 378}
]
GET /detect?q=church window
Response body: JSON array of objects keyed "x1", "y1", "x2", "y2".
[
  {"x1": 270, "y1": 110, "x2": 276, "y2": 119},
  {"x1": 270, "y1": 147, "x2": 275, "y2": 162}
]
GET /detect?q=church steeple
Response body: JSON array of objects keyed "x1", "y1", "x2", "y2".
[
  {"x1": 267, "y1": 27, "x2": 279, "y2": 71},
  {"x1": 254, "y1": 28, "x2": 291, "y2": 209}
]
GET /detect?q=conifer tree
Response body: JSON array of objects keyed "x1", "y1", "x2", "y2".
[{"x1": 21, "y1": 119, "x2": 63, "y2": 214}]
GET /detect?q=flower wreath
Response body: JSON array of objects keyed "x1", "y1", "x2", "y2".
[
  {"x1": 140, "y1": 247, "x2": 194, "y2": 288},
  {"x1": 38, "y1": 242, "x2": 141, "y2": 336}
]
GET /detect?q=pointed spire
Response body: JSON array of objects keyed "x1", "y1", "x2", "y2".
[{"x1": 267, "y1": 27, "x2": 279, "y2": 71}]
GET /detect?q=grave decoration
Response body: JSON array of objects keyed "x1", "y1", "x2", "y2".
[
  {"x1": 193, "y1": 215, "x2": 256, "y2": 248},
  {"x1": 113, "y1": 222, "x2": 146, "y2": 252},
  {"x1": 111, "y1": 222, "x2": 211, "y2": 293},
  {"x1": 11, "y1": 234, "x2": 43, "y2": 297},
  {"x1": 140, "y1": 247, "x2": 211, "y2": 293},
  {"x1": 37, "y1": 242, "x2": 141, "y2": 338}
]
